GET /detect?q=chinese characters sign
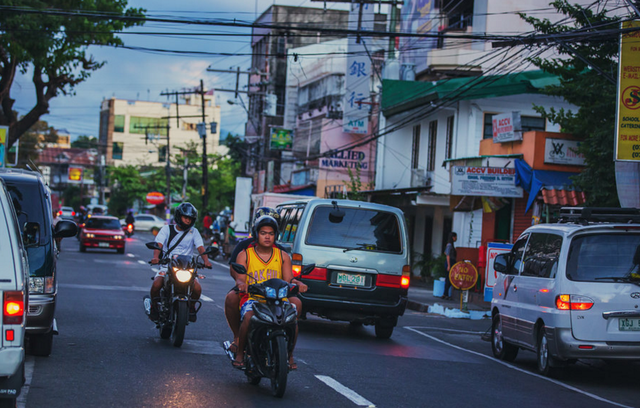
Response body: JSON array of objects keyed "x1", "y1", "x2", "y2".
[
  {"x1": 616, "y1": 20, "x2": 640, "y2": 161},
  {"x1": 343, "y1": 2, "x2": 373, "y2": 134}
]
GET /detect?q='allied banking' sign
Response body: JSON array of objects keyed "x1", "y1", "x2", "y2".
[{"x1": 451, "y1": 166, "x2": 523, "y2": 197}]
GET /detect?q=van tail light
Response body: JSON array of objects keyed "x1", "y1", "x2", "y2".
[
  {"x1": 3, "y1": 291, "x2": 24, "y2": 325},
  {"x1": 401, "y1": 265, "x2": 411, "y2": 289},
  {"x1": 556, "y1": 294, "x2": 594, "y2": 311},
  {"x1": 292, "y1": 253, "x2": 303, "y2": 277},
  {"x1": 377, "y1": 274, "x2": 402, "y2": 288},
  {"x1": 72, "y1": 211, "x2": 76, "y2": 216},
  {"x1": 6, "y1": 329, "x2": 15, "y2": 342},
  {"x1": 303, "y1": 267, "x2": 328, "y2": 281}
]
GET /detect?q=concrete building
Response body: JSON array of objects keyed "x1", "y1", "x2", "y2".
[{"x1": 99, "y1": 94, "x2": 221, "y2": 167}]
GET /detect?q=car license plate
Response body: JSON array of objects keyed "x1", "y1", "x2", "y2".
[
  {"x1": 336, "y1": 272, "x2": 366, "y2": 286},
  {"x1": 618, "y1": 318, "x2": 640, "y2": 331},
  {"x1": 98, "y1": 242, "x2": 110, "y2": 248}
]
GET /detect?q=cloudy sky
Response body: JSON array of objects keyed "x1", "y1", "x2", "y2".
[{"x1": 10, "y1": 0, "x2": 352, "y2": 140}]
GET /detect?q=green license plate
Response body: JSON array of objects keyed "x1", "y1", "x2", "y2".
[
  {"x1": 336, "y1": 272, "x2": 366, "y2": 286},
  {"x1": 98, "y1": 242, "x2": 110, "y2": 248},
  {"x1": 618, "y1": 318, "x2": 640, "y2": 331}
]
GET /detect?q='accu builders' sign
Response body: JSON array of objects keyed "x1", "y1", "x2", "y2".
[{"x1": 451, "y1": 166, "x2": 523, "y2": 197}]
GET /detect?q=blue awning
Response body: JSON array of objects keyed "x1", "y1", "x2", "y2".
[{"x1": 514, "y1": 159, "x2": 580, "y2": 213}]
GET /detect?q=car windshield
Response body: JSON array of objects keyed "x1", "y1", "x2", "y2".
[
  {"x1": 86, "y1": 218, "x2": 121, "y2": 230},
  {"x1": 566, "y1": 233, "x2": 640, "y2": 282},
  {"x1": 305, "y1": 206, "x2": 402, "y2": 253}
]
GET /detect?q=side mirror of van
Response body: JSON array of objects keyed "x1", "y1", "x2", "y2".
[
  {"x1": 300, "y1": 263, "x2": 316, "y2": 276},
  {"x1": 231, "y1": 262, "x2": 247, "y2": 275},
  {"x1": 23, "y1": 222, "x2": 40, "y2": 247},
  {"x1": 494, "y1": 253, "x2": 513, "y2": 274},
  {"x1": 54, "y1": 220, "x2": 79, "y2": 239}
]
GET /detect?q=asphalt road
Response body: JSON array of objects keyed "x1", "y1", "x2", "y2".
[{"x1": 16, "y1": 233, "x2": 640, "y2": 408}]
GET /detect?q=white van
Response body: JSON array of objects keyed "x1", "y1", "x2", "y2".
[
  {"x1": 0, "y1": 179, "x2": 29, "y2": 405},
  {"x1": 491, "y1": 207, "x2": 640, "y2": 375}
]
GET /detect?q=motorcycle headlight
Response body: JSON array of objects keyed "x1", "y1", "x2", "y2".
[
  {"x1": 174, "y1": 269, "x2": 192, "y2": 283},
  {"x1": 29, "y1": 277, "x2": 55, "y2": 294},
  {"x1": 265, "y1": 287, "x2": 277, "y2": 299},
  {"x1": 278, "y1": 287, "x2": 288, "y2": 299}
]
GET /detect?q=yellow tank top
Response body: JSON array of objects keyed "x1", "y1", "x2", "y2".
[{"x1": 246, "y1": 245, "x2": 283, "y2": 300}]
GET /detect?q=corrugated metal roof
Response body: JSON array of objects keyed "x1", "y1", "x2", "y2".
[{"x1": 382, "y1": 70, "x2": 560, "y2": 117}]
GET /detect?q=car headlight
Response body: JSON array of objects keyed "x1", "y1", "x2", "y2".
[
  {"x1": 265, "y1": 287, "x2": 276, "y2": 299},
  {"x1": 174, "y1": 269, "x2": 192, "y2": 283},
  {"x1": 278, "y1": 287, "x2": 288, "y2": 299},
  {"x1": 113, "y1": 235, "x2": 123, "y2": 240},
  {"x1": 30, "y1": 277, "x2": 55, "y2": 294},
  {"x1": 85, "y1": 233, "x2": 95, "y2": 238}
]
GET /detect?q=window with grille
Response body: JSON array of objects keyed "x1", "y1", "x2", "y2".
[
  {"x1": 411, "y1": 125, "x2": 421, "y2": 169},
  {"x1": 427, "y1": 120, "x2": 437, "y2": 171},
  {"x1": 445, "y1": 115, "x2": 454, "y2": 160}
]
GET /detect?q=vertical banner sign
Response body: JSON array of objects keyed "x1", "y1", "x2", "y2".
[
  {"x1": 343, "y1": 2, "x2": 373, "y2": 134},
  {"x1": 0, "y1": 126, "x2": 7, "y2": 168},
  {"x1": 616, "y1": 20, "x2": 640, "y2": 161}
]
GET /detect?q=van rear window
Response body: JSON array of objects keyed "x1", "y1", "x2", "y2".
[
  {"x1": 5, "y1": 181, "x2": 49, "y2": 240},
  {"x1": 306, "y1": 207, "x2": 402, "y2": 253},
  {"x1": 567, "y1": 233, "x2": 640, "y2": 282}
]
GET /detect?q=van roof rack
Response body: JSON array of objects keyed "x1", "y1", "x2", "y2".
[{"x1": 558, "y1": 207, "x2": 640, "y2": 225}]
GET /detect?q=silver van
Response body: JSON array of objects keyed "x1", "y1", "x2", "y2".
[
  {"x1": 0, "y1": 178, "x2": 29, "y2": 405},
  {"x1": 491, "y1": 207, "x2": 640, "y2": 375},
  {"x1": 276, "y1": 199, "x2": 410, "y2": 339}
]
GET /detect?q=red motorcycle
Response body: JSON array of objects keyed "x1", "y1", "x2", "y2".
[{"x1": 123, "y1": 223, "x2": 134, "y2": 238}]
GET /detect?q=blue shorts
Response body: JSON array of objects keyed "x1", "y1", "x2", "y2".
[{"x1": 240, "y1": 299, "x2": 295, "y2": 320}]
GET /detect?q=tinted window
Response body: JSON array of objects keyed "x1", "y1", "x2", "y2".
[
  {"x1": 306, "y1": 207, "x2": 402, "y2": 253},
  {"x1": 510, "y1": 234, "x2": 529, "y2": 274},
  {"x1": 522, "y1": 233, "x2": 562, "y2": 278},
  {"x1": 86, "y1": 218, "x2": 122, "y2": 230},
  {"x1": 567, "y1": 233, "x2": 640, "y2": 282},
  {"x1": 137, "y1": 215, "x2": 152, "y2": 221},
  {"x1": 4, "y1": 180, "x2": 50, "y2": 241}
]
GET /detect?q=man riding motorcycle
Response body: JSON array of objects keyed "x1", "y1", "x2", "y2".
[
  {"x1": 148, "y1": 203, "x2": 212, "y2": 322},
  {"x1": 231, "y1": 215, "x2": 307, "y2": 370}
]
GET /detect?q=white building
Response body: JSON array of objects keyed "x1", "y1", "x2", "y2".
[{"x1": 99, "y1": 95, "x2": 222, "y2": 166}]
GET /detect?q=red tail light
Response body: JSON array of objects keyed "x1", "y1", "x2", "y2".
[
  {"x1": 292, "y1": 253, "x2": 303, "y2": 277},
  {"x1": 377, "y1": 274, "x2": 402, "y2": 288},
  {"x1": 556, "y1": 294, "x2": 594, "y2": 310},
  {"x1": 3, "y1": 291, "x2": 24, "y2": 325},
  {"x1": 72, "y1": 211, "x2": 76, "y2": 216},
  {"x1": 6, "y1": 329, "x2": 15, "y2": 342},
  {"x1": 303, "y1": 267, "x2": 327, "y2": 281}
]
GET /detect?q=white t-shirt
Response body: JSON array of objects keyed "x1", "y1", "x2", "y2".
[{"x1": 155, "y1": 225, "x2": 204, "y2": 258}]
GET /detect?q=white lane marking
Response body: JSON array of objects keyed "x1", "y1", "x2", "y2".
[
  {"x1": 127, "y1": 253, "x2": 135, "y2": 258},
  {"x1": 60, "y1": 283, "x2": 149, "y2": 292},
  {"x1": 315, "y1": 375, "x2": 376, "y2": 407},
  {"x1": 404, "y1": 327, "x2": 633, "y2": 408},
  {"x1": 200, "y1": 295, "x2": 213, "y2": 302},
  {"x1": 138, "y1": 260, "x2": 147, "y2": 265},
  {"x1": 407, "y1": 326, "x2": 484, "y2": 335},
  {"x1": 16, "y1": 357, "x2": 34, "y2": 408}
]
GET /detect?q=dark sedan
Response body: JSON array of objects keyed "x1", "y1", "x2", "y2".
[{"x1": 79, "y1": 216, "x2": 126, "y2": 254}]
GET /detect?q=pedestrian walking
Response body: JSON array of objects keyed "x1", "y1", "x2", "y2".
[{"x1": 442, "y1": 232, "x2": 457, "y2": 300}]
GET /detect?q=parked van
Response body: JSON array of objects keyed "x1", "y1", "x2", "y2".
[
  {"x1": 0, "y1": 169, "x2": 78, "y2": 357},
  {"x1": 276, "y1": 199, "x2": 410, "y2": 338},
  {"x1": 491, "y1": 207, "x2": 640, "y2": 375},
  {"x1": 0, "y1": 178, "x2": 29, "y2": 405}
]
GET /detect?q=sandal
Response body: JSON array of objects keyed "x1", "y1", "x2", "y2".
[
  {"x1": 231, "y1": 360, "x2": 245, "y2": 370},
  {"x1": 227, "y1": 341, "x2": 238, "y2": 354},
  {"x1": 288, "y1": 361, "x2": 298, "y2": 371}
]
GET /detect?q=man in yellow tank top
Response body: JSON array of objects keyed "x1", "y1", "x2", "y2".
[{"x1": 233, "y1": 215, "x2": 307, "y2": 370}]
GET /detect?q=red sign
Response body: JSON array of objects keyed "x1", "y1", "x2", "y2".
[
  {"x1": 146, "y1": 192, "x2": 165, "y2": 205},
  {"x1": 68, "y1": 167, "x2": 83, "y2": 182},
  {"x1": 449, "y1": 261, "x2": 478, "y2": 291}
]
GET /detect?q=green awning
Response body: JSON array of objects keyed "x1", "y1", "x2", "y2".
[{"x1": 382, "y1": 70, "x2": 560, "y2": 117}]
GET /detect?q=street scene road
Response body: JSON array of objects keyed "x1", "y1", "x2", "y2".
[{"x1": 17, "y1": 233, "x2": 640, "y2": 408}]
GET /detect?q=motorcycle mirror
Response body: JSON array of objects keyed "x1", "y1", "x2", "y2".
[
  {"x1": 300, "y1": 263, "x2": 316, "y2": 276},
  {"x1": 231, "y1": 262, "x2": 247, "y2": 275},
  {"x1": 146, "y1": 242, "x2": 161, "y2": 251},
  {"x1": 203, "y1": 245, "x2": 219, "y2": 257}
]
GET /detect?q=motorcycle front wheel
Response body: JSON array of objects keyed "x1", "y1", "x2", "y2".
[
  {"x1": 269, "y1": 335, "x2": 288, "y2": 398},
  {"x1": 171, "y1": 301, "x2": 188, "y2": 347}
]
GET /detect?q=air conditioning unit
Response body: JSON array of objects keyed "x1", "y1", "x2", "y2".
[{"x1": 410, "y1": 168, "x2": 432, "y2": 188}]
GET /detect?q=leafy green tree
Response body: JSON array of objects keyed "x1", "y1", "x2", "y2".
[
  {"x1": 0, "y1": 1, "x2": 145, "y2": 148},
  {"x1": 106, "y1": 165, "x2": 151, "y2": 216},
  {"x1": 71, "y1": 135, "x2": 98, "y2": 149},
  {"x1": 522, "y1": 0, "x2": 620, "y2": 206},
  {"x1": 15, "y1": 119, "x2": 55, "y2": 166}
]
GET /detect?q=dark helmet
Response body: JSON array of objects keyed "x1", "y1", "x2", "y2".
[
  {"x1": 174, "y1": 202, "x2": 198, "y2": 230},
  {"x1": 253, "y1": 215, "x2": 279, "y2": 238}
]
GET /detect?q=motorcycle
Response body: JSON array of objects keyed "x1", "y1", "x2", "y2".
[
  {"x1": 144, "y1": 242, "x2": 218, "y2": 347},
  {"x1": 124, "y1": 223, "x2": 134, "y2": 237},
  {"x1": 225, "y1": 262, "x2": 315, "y2": 398}
]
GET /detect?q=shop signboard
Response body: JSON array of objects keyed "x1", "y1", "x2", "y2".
[
  {"x1": 492, "y1": 112, "x2": 522, "y2": 143},
  {"x1": 544, "y1": 138, "x2": 586, "y2": 165},
  {"x1": 616, "y1": 20, "x2": 640, "y2": 161},
  {"x1": 68, "y1": 167, "x2": 83, "y2": 183},
  {"x1": 484, "y1": 242, "x2": 513, "y2": 302},
  {"x1": 269, "y1": 128, "x2": 293, "y2": 151},
  {"x1": 146, "y1": 192, "x2": 165, "y2": 205},
  {"x1": 451, "y1": 166, "x2": 523, "y2": 197}
]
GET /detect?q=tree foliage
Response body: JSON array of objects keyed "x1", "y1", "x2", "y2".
[
  {"x1": 71, "y1": 135, "x2": 98, "y2": 149},
  {"x1": 14, "y1": 119, "x2": 58, "y2": 166},
  {"x1": 0, "y1": 1, "x2": 145, "y2": 148},
  {"x1": 522, "y1": 0, "x2": 620, "y2": 206}
]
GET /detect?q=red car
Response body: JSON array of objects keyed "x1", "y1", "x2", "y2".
[{"x1": 79, "y1": 216, "x2": 126, "y2": 254}]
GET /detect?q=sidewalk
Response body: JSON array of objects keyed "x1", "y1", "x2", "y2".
[{"x1": 406, "y1": 277, "x2": 491, "y2": 320}]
